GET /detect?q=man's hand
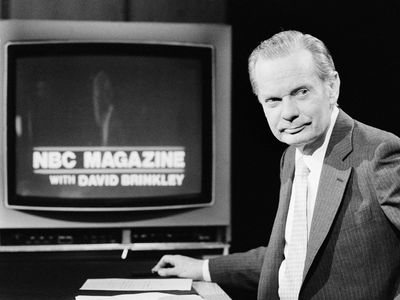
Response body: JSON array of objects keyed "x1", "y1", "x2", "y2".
[{"x1": 151, "y1": 255, "x2": 204, "y2": 280}]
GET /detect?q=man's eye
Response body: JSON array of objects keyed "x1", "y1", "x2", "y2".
[
  {"x1": 264, "y1": 97, "x2": 281, "y2": 105},
  {"x1": 295, "y1": 88, "x2": 309, "y2": 97}
]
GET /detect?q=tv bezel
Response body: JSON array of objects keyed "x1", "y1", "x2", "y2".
[{"x1": 5, "y1": 40, "x2": 214, "y2": 211}]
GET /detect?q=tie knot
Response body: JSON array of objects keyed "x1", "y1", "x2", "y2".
[{"x1": 295, "y1": 157, "x2": 309, "y2": 176}]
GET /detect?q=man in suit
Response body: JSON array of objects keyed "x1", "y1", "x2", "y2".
[{"x1": 152, "y1": 30, "x2": 400, "y2": 299}]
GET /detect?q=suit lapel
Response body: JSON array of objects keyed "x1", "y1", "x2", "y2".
[
  {"x1": 259, "y1": 147, "x2": 295, "y2": 300},
  {"x1": 303, "y1": 164, "x2": 351, "y2": 277},
  {"x1": 274, "y1": 147, "x2": 295, "y2": 263},
  {"x1": 302, "y1": 110, "x2": 354, "y2": 280}
]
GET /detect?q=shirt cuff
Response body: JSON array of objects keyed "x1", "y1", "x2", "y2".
[{"x1": 202, "y1": 259, "x2": 212, "y2": 282}]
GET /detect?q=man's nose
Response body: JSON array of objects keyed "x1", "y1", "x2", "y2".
[{"x1": 281, "y1": 97, "x2": 299, "y2": 122}]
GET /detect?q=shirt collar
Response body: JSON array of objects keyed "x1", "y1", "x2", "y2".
[{"x1": 296, "y1": 106, "x2": 339, "y2": 172}]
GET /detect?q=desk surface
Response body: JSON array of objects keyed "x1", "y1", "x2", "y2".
[
  {"x1": 0, "y1": 280, "x2": 230, "y2": 300},
  {"x1": 0, "y1": 253, "x2": 231, "y2": 300},
  {"x1": 76, "y1": 281, "x2": 231, "y2": 300},
  {"x1": 193, "y1": 281, "x2": 232, "y2": 300}
]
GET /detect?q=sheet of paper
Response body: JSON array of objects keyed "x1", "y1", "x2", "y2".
[
  {"x1": 76, "y1": 293, "x2": 203, "y2": 300},
  {"x1": 80, "y1": 278, "x2": 193, "y2": 291}
]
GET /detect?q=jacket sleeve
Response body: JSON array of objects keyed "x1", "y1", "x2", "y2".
[
  {"x1": 208, "y1": 246, "x2": 266, "y2": 291},
  {"x1": 372, "y1": 138, "x2": 400, "y2": 231}
]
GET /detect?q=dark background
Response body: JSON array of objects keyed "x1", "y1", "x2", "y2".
[{"x1": 1, "y1": 0, "x2": 400, "y2": 299}]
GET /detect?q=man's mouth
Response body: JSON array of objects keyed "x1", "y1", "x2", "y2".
[{"x1": 284, "y1": 124, "x2": 308, "y2": 134}]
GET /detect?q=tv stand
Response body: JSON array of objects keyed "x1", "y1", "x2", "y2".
[{"x1": 0, "y1": 226, "x2": 230, "y2": 256}]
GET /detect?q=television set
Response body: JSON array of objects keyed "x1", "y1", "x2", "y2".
[{"x1": 0, "y1": 20, "x2": 231, "y2": 252}]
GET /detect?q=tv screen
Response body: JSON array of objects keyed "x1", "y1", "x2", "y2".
[{"x1": 7, "y1": 42, "x2": 213, "y2": 210}]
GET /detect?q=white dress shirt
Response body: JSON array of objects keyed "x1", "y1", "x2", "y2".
[{"x1": 203, "y1": 106, "x2": 339, "y2": 287}]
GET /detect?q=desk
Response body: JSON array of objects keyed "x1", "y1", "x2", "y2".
[
  {"x1": 76, "y1": 281, "x2": 231, "y2": 300},
  {"x1": 0, "y1": 252, "x2": 231, "y2": 300},
  {"x1": 193, "y1": 281, "x2": 231, "y2": 300},
  {"x1": 0, "y1": 279, "x2": 230, "y2": 300}
]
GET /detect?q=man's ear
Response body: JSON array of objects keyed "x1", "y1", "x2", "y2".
[{"x1": 328, "y1": 72, "x2": 340, "y2": 105}]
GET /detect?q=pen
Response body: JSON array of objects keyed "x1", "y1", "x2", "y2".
[{"x1": 121, "y1": 247, "x2": 128, "y2": 259}]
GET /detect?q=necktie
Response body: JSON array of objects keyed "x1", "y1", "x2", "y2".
[{"x1": 280, "y1": 156, "x2": 309, "y2": 299}]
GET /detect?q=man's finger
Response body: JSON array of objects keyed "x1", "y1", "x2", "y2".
[
  {"x1": 152, "y1": 255, "x2": 175, "y2": 272},
  {"x1": 157, "y1": 267, "x2": 178, "y2": 277}
]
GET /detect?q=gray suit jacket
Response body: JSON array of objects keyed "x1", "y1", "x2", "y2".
[{"x1": 210, "y1": 110, "x2": 400, "y2": 299}]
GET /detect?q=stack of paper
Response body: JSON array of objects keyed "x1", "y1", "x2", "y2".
[
  {"x1": 76, "y1": 278, "x2": 203, "y2": 300},
  {"x1": 76, "y1": 293, "x2": 202, "y2": 300}
]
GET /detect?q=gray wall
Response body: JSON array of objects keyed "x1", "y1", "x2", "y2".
[{"x1": 1, "y1": 0, "x2": 228, "y2": 23}]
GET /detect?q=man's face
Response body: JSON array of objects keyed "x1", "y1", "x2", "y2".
[{"x1": 254, "y1": 48, "x2": 339, "y2": 154}]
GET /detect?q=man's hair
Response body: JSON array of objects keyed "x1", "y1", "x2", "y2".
[{"x1": 248, "y1": 30, "x2": 336, "y2": 94}]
